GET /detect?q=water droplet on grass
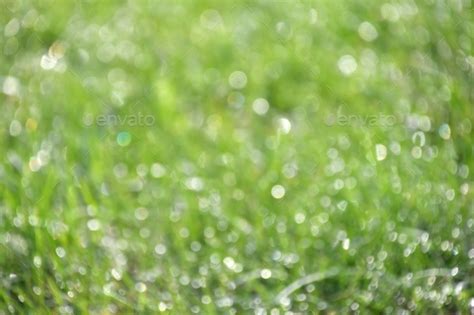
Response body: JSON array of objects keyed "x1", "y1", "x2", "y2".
[
  {"x1": 135, "y1": 282, "x2": 147, "y2": 293},
  {"x1": 381, "y1": 3, "x2": 400, "y2": 22},
  {"x1": 223, "y1": 256, "x2": 236, "y2": 269},
  {"x1": 411, "y1": 146, "x2": 422, "y2": 159},
  {"x1": 117, "y1": 131, "x2": 131, "y2": 146},
  {"x1": 29, "y1": 157, "x2": 41, "y2": 172},
  {"x1": 412, "y1": 131, "x2": 425, "y2": 146},
  {"x1": 3, "y1": 76, "x2": 20, "y2": 96},
  {"x1": 186, "y1": 177, "x2": 204, "y2": 191},
  {"x1": 135, "y1": 207, "x2": 149, "y2": 221},
  {"x1": 111, "y1": 268, "x2": 122, "y2": 280},
  {"x1": 277, "y1": 118, "x2": 292, "y2": 134},
  {"x1": 33, "y1": 256, "x2": 42, "y2": 268},
  {"x1": 342, "y1": 238, "x2": 350, "y2": 250},
  {"x1": 40, "y1": 54, "x2": 57, "y2": 70},
  {"x1": 9, "y1": 120, "x2": 22, "y2": 136},
  {"x1": 228, "y1": 71, "x2": 247, "y2": 89},
  {"x1": 358, "y1": 22, "x2": 378, "y2": 42},
  {"x1": 445, "y1": 189, "x2": 455, "y2": 201},
  {"x1": 252, "y1": 98, "x2": 269, "y2": 115},
  {"x1": 337, "y1": 55, "x2": 357, "y2": 76},
  {"x1": 151, "y1": 163, "x2": 166, "y2": 178},
  {"x1": 87, "y1": 219, "x2": 101, "y2": 231},
  {"x1": 271, "y1": 185, "x2": 286, "y2": 199},
  {"x1": 4, "y1": 18, "x2": 20, "y2": 37},
  {"x1": 158, "y1": 302, "x2": 167, "y2": 312},
  {"x1": 155, "y1": 244, "x2": 167, "y2": 255},
  {"x1": 438, "y1": 124, "x2": 451, "y2": 140},
  {"x1": 55, "y1": 247, "x2": 66, "y2": 258},
  {"x1": 375, "y1": 144, "x2": 387, "y2": 161},
  {"x1": 294, "y1": 213, "x2": 306, "y2": 224},
  {"x1": 260, "y1": 269, "x2": 272, "y2": 279},
  {"x1": 334, "y1": 179, "x2": 344, "y2": 190}
]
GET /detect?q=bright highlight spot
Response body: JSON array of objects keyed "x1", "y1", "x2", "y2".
[
  {"x1": 358, "y1": 22, "x2": 378, "y2": 42},
  {"x1": 278, "y1": 118, "x2": 292, "y2": 134},
  {"x1": 228, "y1": 71, "x2": 247, "y2": 89},
  {"x1": 439, "y1": 124, "x2": 451, "y2": 140},
  {"x1": 375, "y1": 144, "x2": 387, "y2": 161},
  {"x1": 260, "y1": 269, "x2": 272, "y2": 279},
  {"x1": 271, "y1": 185, "x2": 286, "y2": 199},
  {"x1": 337, "y1": 55, "x2": 357, "y2": 76},
  {"x1": 117, "y1": 131, "x2": 132, "y2": 146},
  {"x1": 252, "y1": 98, "x2": 270, "y2": 115},
  {"x1": 9, "y1": 120, "x2": 22, "y2": 136}
]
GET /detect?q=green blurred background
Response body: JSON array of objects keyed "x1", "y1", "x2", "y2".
[{"x1": 0, "y1": 0, "x2": 473, "y2": 313}]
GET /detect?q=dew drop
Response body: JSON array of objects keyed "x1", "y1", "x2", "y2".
[
  {"x1": 260, "y1": 269, "x2": 272, "y2": 279},
  {"x1": 3, "y1": 76, "x2": 20, "y2": 96},
  {"x1": 185, "y1": 177, "x2": 204, "y2": 191},
  {"x1": 55, "y1": 247, "x2": 66, "y2": 258},
  {"x1": 135, "y1": 282, "x2": 147, "y2": 293},
  {"x1": 438, "y1": 124, "x2": 451, "y2": 140},
  {"x1": 117, "y1": 131, "x2": 131, "y2": 146},
  {"x1": 134, "y1": 207, "x2": 149, "y2": 221},
  {"x1": 358, "y1": 21, "x2": 378, "y2": 42},
  {"x1": 271, "y1": 185, "x2": 286, "y2": 199},
  {"x1": 277, "y1": 118, "x2": 292, "y2": 134},
  {"x1": 87, "y1": 219, "x2": 101, "y2": 231},
  {"x1": 228, "y1": 71, "x2": 247, "y2": 89},
  {"x1": 33, "y1": 256, "x2": 42, "y2": 268},
  {"x1": 445, "y1": 189, "x2": 455, "y2": 201},
  {"x1": 381, "y1": 3, "x2": 400, "y2": 22},
  {"x1": 155, "y1": 243, "x2": 167, "y2": 255},
  {"x1": 29, "y1": 157, "x2": 41, "y2": 172},
  {"x1": 40, "y1": 54, "x2": 57, "y2": 70},
  {"x1": 411, "y1": 146, "x2": 422, "y2": 159},
  {"x1": 4, "y1": 18, "x2": 20, "y2": 37},
  {"x1": 252, "y1": 98, "x2": 269, "y2": 115},
  {"x1": 337, "y1": 55, "x2": 357, "y2": 76},
  {"x1": 151, "y1": 163, "x2": 166, "y2": 178},
  {"x1": 9, "y1": 120, "x2": 22, "y2": 136},
  {"x1": 342, "y1": 238, "x2": 350, "y2": 250},
  {"x1": 294, "y1": 212, "x2": 306, "y2": 224},
  {"x1": 412, "y1": 131, "x2": 425, "y2": 147},
  {"x1": 375, "y1": 144, "x2": 387, "y2": 161}
]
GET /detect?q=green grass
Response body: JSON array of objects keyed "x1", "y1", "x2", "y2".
[{"x1": 0, "y1": 0, "x2": 473, "y2": 313}]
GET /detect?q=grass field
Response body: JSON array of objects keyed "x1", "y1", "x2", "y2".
[{"x1": 1, "y1": 0, "x2": 473, "y2": 313}]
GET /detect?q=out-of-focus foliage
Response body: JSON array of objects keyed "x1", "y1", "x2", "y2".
[{"x1": 0, "y1": 0, "x2": 473, "y2": 313}]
